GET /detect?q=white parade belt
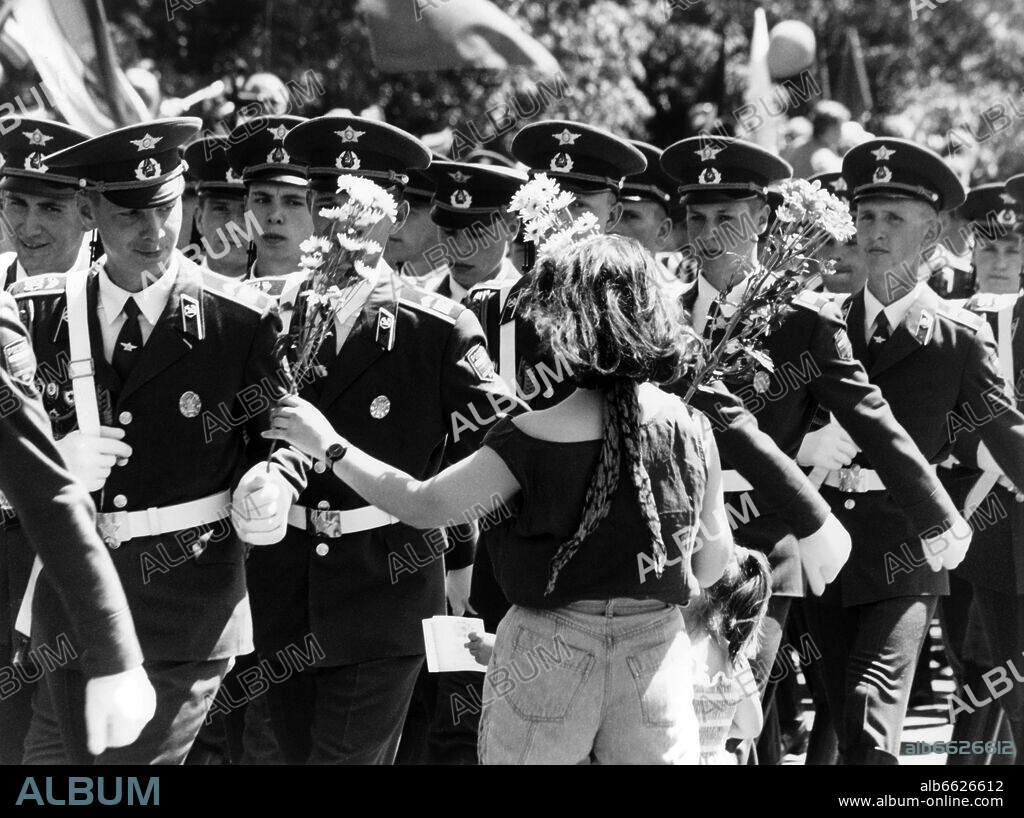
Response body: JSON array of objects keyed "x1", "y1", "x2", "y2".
[
  {"x1": 822, "y1": 466, "x2": 886, "y2": 493},
  {"x1": 96, "y1": 490, "x2": 232, "y2": 549},
  {"x1": 721, "y1": 470, "x2": 754, "y2": 493},
  {"x1": 288, "y1": 504, "x2": 398, "y2": 538}
]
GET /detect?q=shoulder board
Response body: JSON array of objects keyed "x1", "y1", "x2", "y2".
[
  {"x1": 200, "y1": 270, "x2": 276, "y2": 313},
  {"x1": 935, "y1": 298, "x2": 985, "y2": 331},
  {"x1": 966, "y1": 292, "x2": 1018, "y2": 313},
  {"x1": 241, "y1": 274, "x2": 295, "y2": 299},
  {"x1": 399, "y1": 287, "x2": 460, "y2": 324},
  {"x1": 792, "y1": 289, "x2": 831, "y2": 313},
  {"x1": 9, "y1": 273, "x2": 67, "y2": 298}
]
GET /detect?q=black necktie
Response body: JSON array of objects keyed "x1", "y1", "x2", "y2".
[
  {"x1": 867, "y1": 312, "x2": 891, "y2": 368},
  {"x1": 112, "y1": 297, "x2": 143, "y2": 382}
]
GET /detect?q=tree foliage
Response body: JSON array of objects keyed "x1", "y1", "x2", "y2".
[{"x1": 87, "y1": 0, "x2": 1024, "y2": 179}]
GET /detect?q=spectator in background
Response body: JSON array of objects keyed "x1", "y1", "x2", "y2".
[{"x1": 783, "y1": 101, "x2": 851, "y2": 178}]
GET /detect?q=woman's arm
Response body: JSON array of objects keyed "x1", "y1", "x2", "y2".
[
  {"x1": 729, "y1": 689, "x2": 764, "y2": 740},
  {"x1": 692, "y1": 422, "x2": 734, "y2": 587},
  {"x1": 263, "y1": 395, "x2": 521, "y2": 529}
]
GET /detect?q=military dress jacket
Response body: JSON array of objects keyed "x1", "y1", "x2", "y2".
[
  {"x1": 254, "y1": 263, "x2": 521, "y2": 667},
  {"x1": 821, "y1": 286, "x2": 1024, "y2": 605},
  {"x1": 11, "y1": 253, "x2": 285, "y2": 662}
]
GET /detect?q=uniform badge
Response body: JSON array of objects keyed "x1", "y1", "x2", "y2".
[
  {"x1": 135, "y1": 158, "x2": 161, "y2": 180},
  {"x1": 699, "y1": 167, "x2": 722, "y2": 185},
  {"x1": 225, "y1": 167, "x2": 242, "y2": 184},
  {"x1": 550, "y1": 152, "x2": 573, "y2": 172},
  {"x1": 872, "y1": 165, "x2": 892, "y2": 184},
  {"x1": 180, "y1": 294, "x2": 204, "y2": 339},
  {"x1": 914, "y1": 310, "x2": 934, "y2": 345},
  {"x1": 2, "y1": 338, "x2": 35, "y2": 385},
  {"x1": 375, "y1": 308, "x2": 396, "y2": 351},
  {"x1": 24, "y1": 152, "x2": 47, "y2": 172},
  {"x1": 179, "y1": 390, "x2": 202, "y2": 418},
  {"x1": 451, "y1": 188, "x2": 472, "y2": 208},
  {"x1": 268, "y1": 146, "x2": 290, "y2": 164},
  {"x1": 752, "y1": 371, "x2": 770, "y2": 393},
  {"x1": 833, "y1": 330, "x2": 854, "y2": 361},
  {"x1": 336, "y1": 126, "x2": 365, "y2": 143},
  {"x1": 336, "y1": 150, "x2": 360, "y2": 170},
  {"x1": 465, "y1": 343, "x2": 495, "y2": 382},
  {"x1": 129, "y1": 133, "x2": 163, "y2": 152},
  {"x1": 45, "y1": 382, "x2": 58, "y2": 399},
  {"x1": 63, "y1": 389, "x2": 75, "y2": 407},
  {"x1": 369, "y1": 395, "x2": 391, "y2": 419}
]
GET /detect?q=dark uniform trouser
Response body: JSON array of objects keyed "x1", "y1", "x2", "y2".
[
  {"x1": 0, "y1": 525, "x2": 36, "y2": 765},
  {"x1": 971, "y1": 586, "x2": 1024, "y2": 764},
  {"x1": 22, "y1": 659, "x2": 229, "y2": 765},
  {"x1": 264, "y1": 654, "x2": 423, "y2": 764},
  {"x1": 802, "y1": 595, "x2": 937, "y2": 764}
]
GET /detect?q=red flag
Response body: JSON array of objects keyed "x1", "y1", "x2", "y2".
[
  {"x1": 359, "y1": 0, "x2": 559, "y2": 74},
  {"x1": 832, "y1": 27, "x2": 872, "y2": 122},
  {"x1": 0, "y1": 0, "x2": 149, "y2": 134}
]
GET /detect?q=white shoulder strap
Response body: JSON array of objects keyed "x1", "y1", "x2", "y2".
[
  {"x1": 498, "y1": 285, "x2": 517, "y2": 393},
  {"x1": 64, "y1": 268, "x2": 101, "y2": 435}
]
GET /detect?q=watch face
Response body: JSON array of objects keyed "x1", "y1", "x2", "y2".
[{"x1": 326, "y1": 443, "x2": 346, "y2": 462}]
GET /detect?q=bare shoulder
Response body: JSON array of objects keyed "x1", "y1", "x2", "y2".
[{"x1": 512, "y1": 389, "x2": 602, "y2": 442}]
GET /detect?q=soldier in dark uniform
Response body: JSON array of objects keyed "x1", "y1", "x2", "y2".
[
  {"x1": 0, "y1": 117, "x2": 91, "y2": 289},
  {"x1": 0, "y1": 291, "x2": 155, "y2": 759},
  {"x1": 230, "y1": 115, "x2": 523, "y2": 764},
  {"x1": 659, "y1": 136, "x2": 970, "y2": 764},
  {"x1": 0, "y1": 116, "x2": 92, "y2": 763},
  {"x1": 424, "y1": 161, "x2": 525, "y2": 302},
  {"x1": 183, "y1": 136, "x2": 250, "y2": 279},
  {"x1": 612, "y1": 140, "x2": 677, "y2": 258},
  {"x1": 13, "y1": 118, "x2": 290, "y2": 764},
  {"x1": 226, "y1": 115, "x2": 312, "y2": 286},
  {"x1": 949, "y1": 178, "x2": 1024, "y2": 763},
  {"x1": 386, "y1": 168, "x2": 441, "y2": 283},
  {"x1": 799, "y1": 139, "x2": 1024, "y2": 764}
]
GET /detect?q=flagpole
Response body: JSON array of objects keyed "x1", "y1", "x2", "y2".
[{"x1": 85, "y1": 0, "x2": 130, "y2": 127}]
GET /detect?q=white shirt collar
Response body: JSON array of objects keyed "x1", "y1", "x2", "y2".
[
  {"x1": 864, "y1": 279, "x2": 924, "y2": 338},
  {"x1": 447, "y1": 259, "x2": 521, "y2": 303},
  {"x1": 97, "y1": 254, "x2": 178, "y2": 327}
]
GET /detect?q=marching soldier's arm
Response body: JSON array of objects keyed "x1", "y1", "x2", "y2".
[
  {"x1": 688, "y1": 381, "x2": 830, "y2": 537},
  {"x1": 0, "y1": 294, "x2": 143, "y2": 678},
  {"x1": 805, "y1": 303, "x2": 960, "y2": 532},
  {"x1": 441, "y1": 307, "x2": 528, "y2": 463},
  {"x1": 952, "y1": 322, "x2": 1024, "y2": 489}
]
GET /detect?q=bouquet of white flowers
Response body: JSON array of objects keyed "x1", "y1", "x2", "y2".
[{"x1": 683, "y1": 178, "x2": 856, "y2": 400}]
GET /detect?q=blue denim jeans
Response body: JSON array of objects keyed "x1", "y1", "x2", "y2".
[{"x1": 478, "y1": 599, "x2": 698, "y2": 764}]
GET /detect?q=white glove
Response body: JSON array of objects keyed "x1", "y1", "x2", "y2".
[
  {"x1": 976, "y1": 441, "x2": 999, "y2": 474},
  {"x1": 231, "y1": 464, "x2": 296, "y2": 545},
  {"x1": 796, "y1": 423, "x2": 860, "y2": 470},
  {"x1": 921, "y1": 514, "x2": 973, "y2": 572},
  {"x1": 797, "y1": 514, "x2": 852, "y2": 596},
  {"x1": 84, "y1": 666, "x2": 156, "y2": 756},
  {"x1": 55, "y1": 427, "x2": 133, "y2": 492},
  {"x1": 446, "y1": 565, "x2": 476, "y2": 617}
]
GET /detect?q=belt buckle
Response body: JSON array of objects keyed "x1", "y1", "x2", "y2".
[
  {"x1": 307, "y1": 509, "x2": 343, "y2": 538},
  {"x1": 97, "y1": 511, "x2": 128, "y2": 549},
  {"x1": 838, "y1": 465, "x2": 863, "y2": 493}
]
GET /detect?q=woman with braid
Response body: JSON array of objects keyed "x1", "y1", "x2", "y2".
[{"x1": 260, "y1": 234, "x2": 734, "y2": 764}]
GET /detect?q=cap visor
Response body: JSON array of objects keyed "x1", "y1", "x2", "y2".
[
  {"x1": 430, "y1": 204, "x2": 503, "y2": 231},
  {"x1": 102, "y1": 176, "x2": 185, "y2": 209},
  {"x1": 0, "y1": 175, "x2": 78, "y2": 199}
]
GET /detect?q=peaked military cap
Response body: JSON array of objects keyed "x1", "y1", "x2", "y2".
[
  {"x1": 661, "y1": 135, "x2": 792, "y2": 203},
  {"x1": 44, "y1": 117, "x2": 200, "y2": 208},
  {"x1": 959, "y1": 182, "x2": 1020, "y2": 236},
  {"x1": 0, "y1": 117, "x2": 89, "y2": 197},
  {"x1": 808, "y1": 171, "x2": 852, "y2": 204},
  {"x1": 184, "y1": 136, "x2": 245, "y2": 198},
  {"x1": 1002, "y1": 174, "x2": 1024, "y2": 225},
  {"x1": 619, "y1": 141, "x2": 676, "y2": 207},
  {"x1": 226, "y1": 115, "x2": 307, "y2": 187},
  {"x1": 511, "y1": 120, "x2": 646, "y2": 193},
  {"x1": 842, "y1": 137, "x2": 965, "y2": 212},
  {"x1": 427, "y1": 161, "x2": 527, "y2": 230},
  {"x1": 283, "y1": 116, "x2": 431, "y2": 192}
]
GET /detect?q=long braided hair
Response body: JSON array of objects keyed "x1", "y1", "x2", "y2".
[{"x1": 525, "y1": 235, "x2": 701, "y2": 595}]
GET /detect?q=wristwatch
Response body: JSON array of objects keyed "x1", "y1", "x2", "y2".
[{"x1": 324, "y1": 439, "x2": 348, "y2": 470}]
